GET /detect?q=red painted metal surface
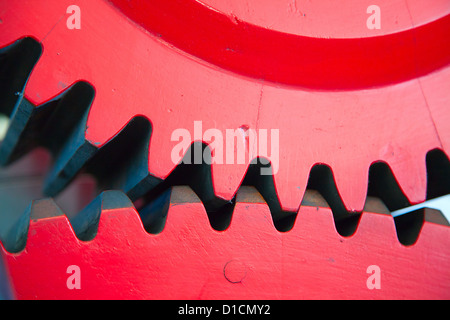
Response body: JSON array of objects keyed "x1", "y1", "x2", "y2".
[
  {"x1": 0, "y1": 0, "x2": 449, "y2": 300},
  {"x1": 0, "y1": 1, "x2": 450, "y2": 215},
  {"x1": 109, "y1": 0, "x2": 450, "y2": 89},
  {"x1": 0, "y1": 1, "x2": 448, "y2": 212},
  {"x1": 2, "y1": 187, "x2": 450, "y2": 300}
]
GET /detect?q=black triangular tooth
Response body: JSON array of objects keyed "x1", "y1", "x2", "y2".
[
  {"x1": 1, "y1": 204, "x2": 31, "y2": 253},
  {"x1": 43, "y1": 137, "x2": 97, "y2": 197},
  {"x1": 367, "y1": 161, "x2": 411, "y2": 211},
  {"x1": 0, "y1": 79, "x2": 97, "y2": 189},
  {"x1": 68, "y1": 191, "x2": 102, "y2": 242},
  {"x1": 242, "y1": 157, "x2": 296, "y2": 232},
  {"x1": 0, "y1": 198, "x2": 65, "y2": 253},
  {"x1": 426, "y1": 148, "x2": 450, "y2": 199},
  {"x1": 167, "y1": 142, "x2": 232, "y2": 212},
  {"x1": 84, "y1": 115, "x2": 160, "y2": 201},
  {"x1": 367, "y1": 154, "x2": 450, "y2": 245},
  {"x1": 138, "y1": 188, "x2": 172, "y2": 234},
  {"x1": 134, "y1": 142, "x2": 236, "y2": 231},
  {"x1": 137, "y1": 185, "x2": 231, "y2": 234},
  {"x1": 69, "y1": 190, "x2": 133, "y2": 241},
  {"x1": 305, "y1": 164, "x2": 362, "y2": 237},
  {"x1": 0, "y1": 37, "x2": 42, "y2": 117},
  {"x1": 41, "y1": 83, "x2": 97, "y2": 196},
  {"x1": 392, "y1": 207, "x2": 449, "y2": 247},
  {"x1": 394, "y1": 209, "x2": 424, "y2": 246}
]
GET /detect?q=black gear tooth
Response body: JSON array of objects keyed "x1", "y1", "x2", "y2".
[
  {"x1": 138, "y1": 188, "x2": 172, "y2": 234},
  {"x1": 0, "y1": 198, "x2": 64, "y2": 253},
  {"x1": 84, "y1": 116, "x2": 158, "y2": 201},
  {"x1": 394, "y1": 209, "x2": 425, "y2": 246},
  {"x1": 426, "y1": 148, "x2": 450, "y2": 199},
  {"x1": 1, "y1": 203, "x2": 31, "y2": 253},
  {"x1": 69, "y1": 191, "x2": 103, "y2": 242},
  {"x1": 0, "y1": 37, "x2": 42, "y2": 117},
  {"x1": 367, "y1": 161, "x2": 411, "y2": 211},
  {"x1": 69, "y1": 190, "x2": 135, "y2": 241},
  {"x1": 305, "y1": 164, "x2": 362, "y2": 237},
  {"x1": 242, "y1": 157, "x2": 296, "y2": 232}
]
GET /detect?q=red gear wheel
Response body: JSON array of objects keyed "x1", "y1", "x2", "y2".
[{"x1": 0, "y1": 0, "x2": 449, "y2": 299}]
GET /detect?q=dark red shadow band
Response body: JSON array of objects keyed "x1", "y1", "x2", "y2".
[{"x1": 109, "y1": 0, "x2": 450, "y2": 90}]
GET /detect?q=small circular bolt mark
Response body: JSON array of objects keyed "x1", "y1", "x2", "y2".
[{"x1": 223, "y1": 260, "x2": 247, "y2": 284}]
